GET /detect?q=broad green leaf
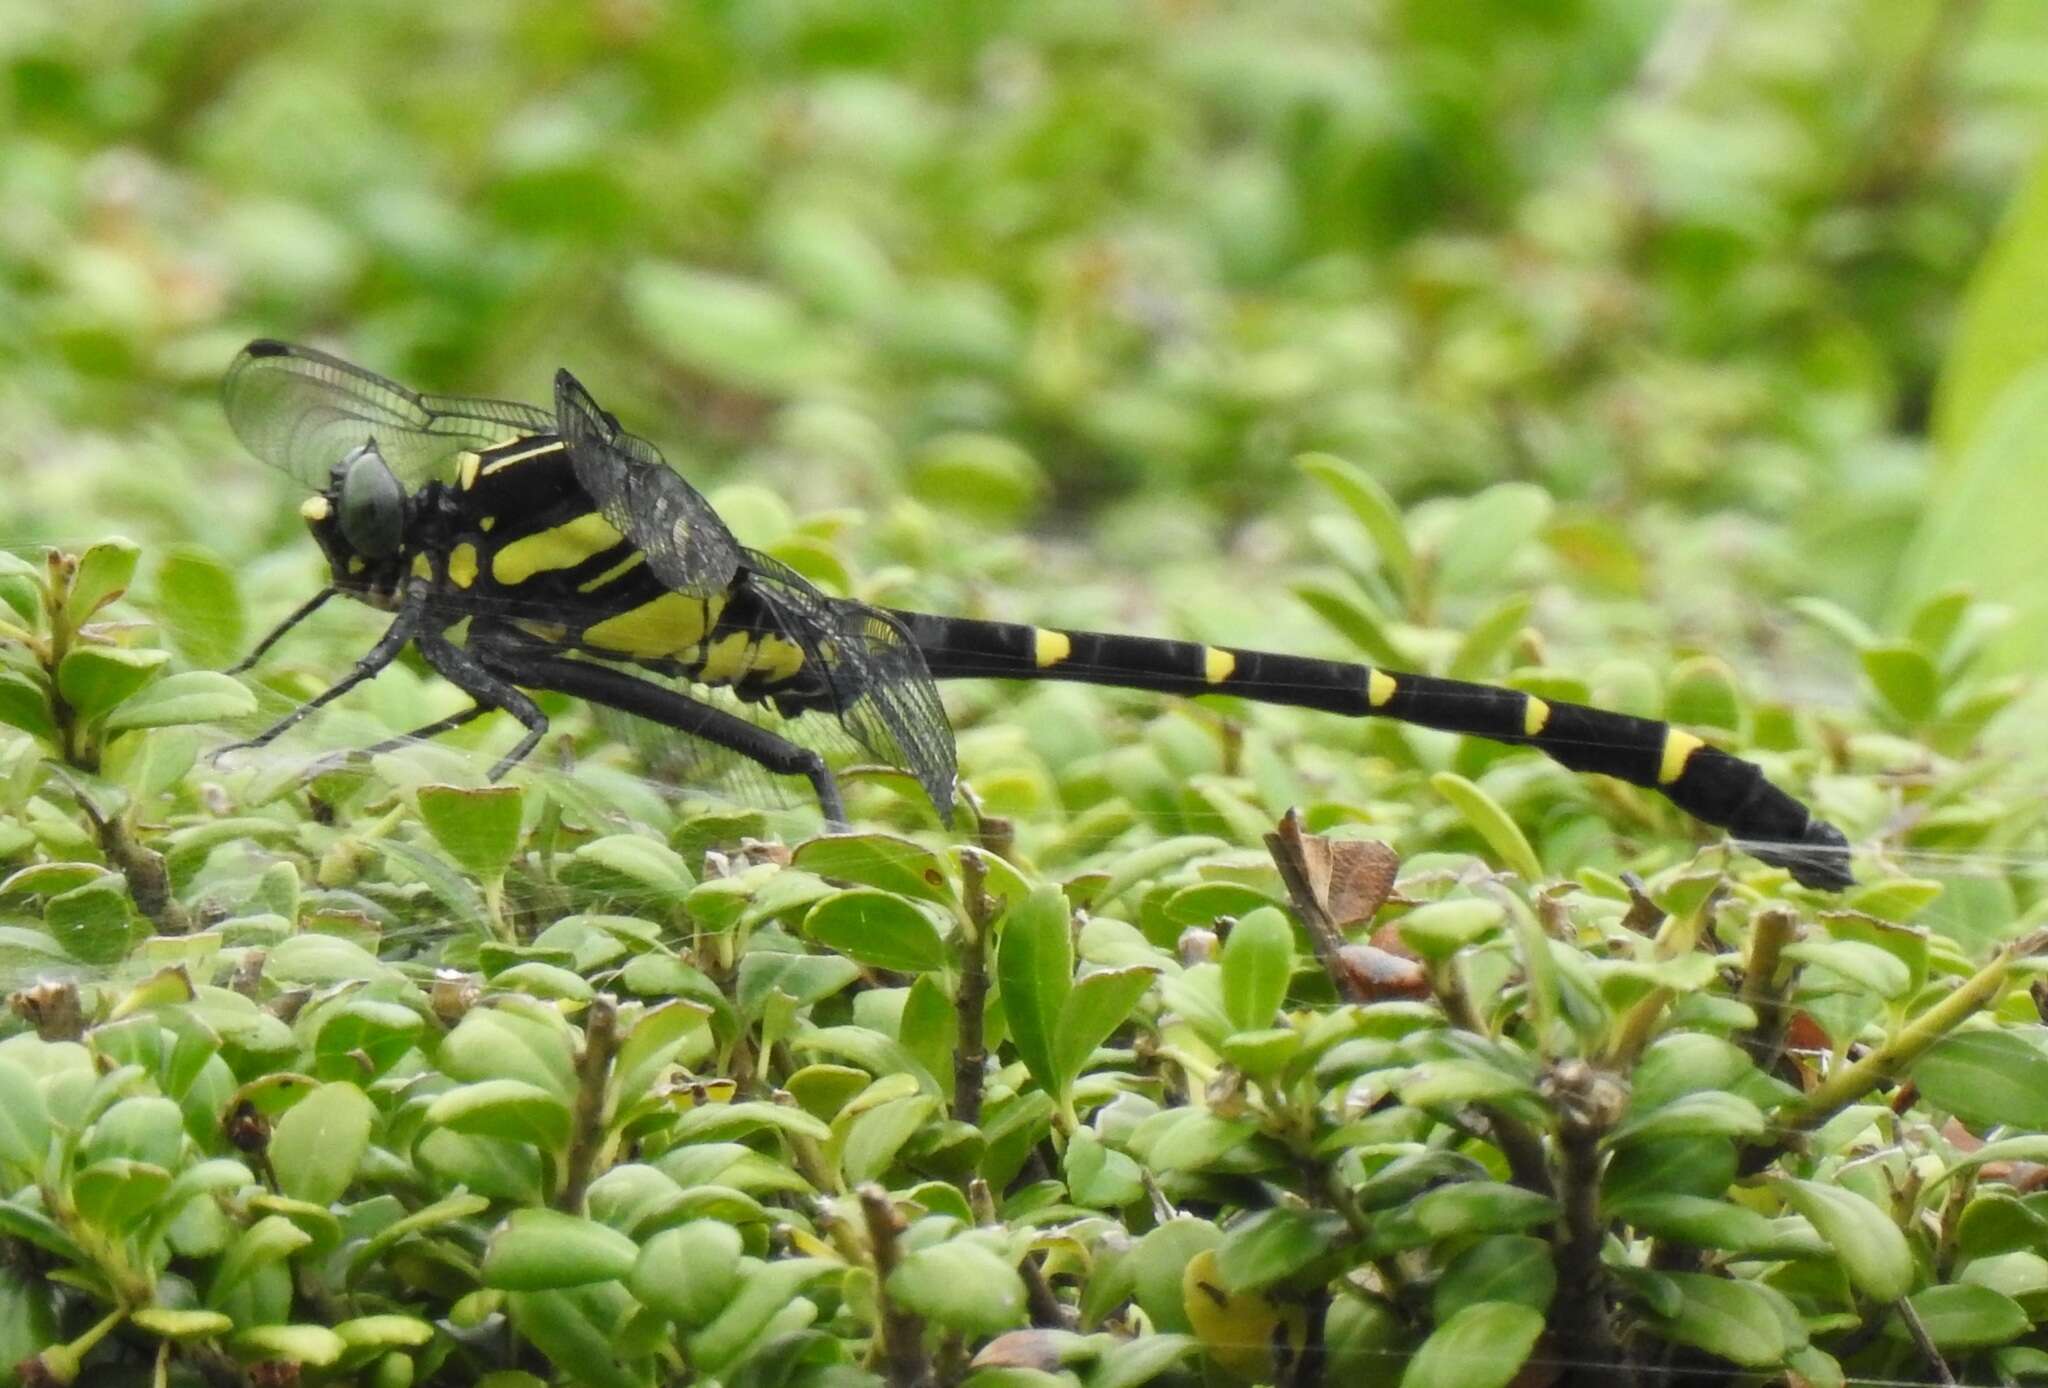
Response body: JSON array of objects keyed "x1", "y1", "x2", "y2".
[
  {"x1": 1643, "y1": 1273, "x2": 1787, "y2": 1368},
  {"x1": 418, "y1": 783, "x2": 524, "y2": 879},
  {"x1": 483, "y1": 1209, "x2": 640, "y2": 1290},
  {"x1": 1905, "y1": 1283, "x2": 2029, "y2": 1350},
  {"x1": 427, "y1": 1079, "x2": 573, "y2": 1151},
  {"x1": 1611, "y1": 1195, "x2": 1785, "y2": 1254},
  {"x1": 792, "y1": 832, "x2": 954, "y2": 904},
  {"x1": 1093, "y1": 836, "x2": 1225, "y2": 908},
  {"x1": 1055, "y1": 967, "x2": 1154, "y2": 1093},
  {"x1": 1397, "y1": 1301, "x2": 1543, "y2": 1388},
  {"x1": 1290, "y1": 577, "x2": 1408, "y2": 667},
  {"x1": 229, "y1": 1324, "x2": 346, "y2": 1367},
  {"x1": 1665, "y1": 657, "x2": 1741, "y2": 732},
  {"x1": 686, "y1": 1258, "x2": 835, "y2": 1375},
  {"x1": 1611, "y1": 1091, "x2": 1766, "y2": 1147},
  {"x1": 1860, "y1": 643, "x2": 1940, "y2": 725},
  {"x1": 45, "y1": 876, "x2": 137, "y2": 965},
  {"x1": 1215, "y1": 1208, "x2": 1343, "y2": 1294},
  {"x1": 998, "y1": 884, "x2": 1072, "y2": 1098},
  {"x1": 154, "y1": 546, "x2": 245, "y2": 669},
  {"x1": 1911, "y1": 1029, "x2": 2048, "y2": 1130},
  {"x1": 804, "y1": 889, "x2": 947, "y2": 973},
  {"x1": 56, "y1": 646, "x2": 166, "y2": 722},
  {"x1": 631, "y1": 1222, "x2": 743, "y2": 1327},
  {"x1": 890, "y1": 1239, "x2": 1027, "y2": 1336},
  {"x1": 0, "y1": 1061, "x2": 50, "y2": 1172},
  {"x1": 1220, "y1": 906, "x2": 1292, "y2": 1031},
  {"x1": 1436, "y1": 483, "x2": 1552, "y2": 594},
  {"x1": 1182, "y1": 1247, "x2": 1308, "y2": 1382},
  {"x1": 104, "y1": 671, "x2": 256, "y2": 732},
  {"x1": 0, "y1": 672, "x2": 55, "y2": 741},
  {"x1": 439, "y1": 1008, "x2": 578, "y2": 1101},
  {"x1": 566, "y1": 835, "x2": 695, "y2": 906},
  {"x1": 1432, "y1": 1236, "x2": 1554, "y2": 1321},
  {"x1": 1396, "y1": 898, "x2": 1505, "y2": 965},
  {"x1": 1783, "y1": 939, "x2": 1913, "y2": 1000},
  {"x1": 1448, "y1": 594, "x2": 1532, "y2": 681},
  {"x1": 1776, "y1": 1179, "x2": 1914, "y2": 1302},
  {"x1": 268, "y1": 1082, "x2": 375, "y2": 1206},
  {"x1": 65, "y1": 537, "x2": 140, "y2": 627},
  {"x1": 507, "y1": 1284, "x2": 644, "y2": 1388}
]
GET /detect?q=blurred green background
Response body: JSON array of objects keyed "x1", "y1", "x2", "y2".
[{"x1": 3, "y1": 0, "x2": 2047, "y2": 821}]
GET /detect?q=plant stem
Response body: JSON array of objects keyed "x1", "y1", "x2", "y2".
[
  {"x1": 860, "y1": 1186, "x2": 933, "y2": 1388},
  {"x1": 555, "y1": 994, "x2": 618, "y2": 1213},
  {"x1": 954, "y1": 849, "x2": 995, "y2": 1127}
]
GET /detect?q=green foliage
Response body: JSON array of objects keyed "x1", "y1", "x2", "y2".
[{"x1": 5, "y1": 0, "x2": 2048, "y2": 1382}]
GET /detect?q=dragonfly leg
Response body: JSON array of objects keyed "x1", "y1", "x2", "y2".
[
  {"x1": 214, "y1": 599, "x2": 424, "y2": 764},
  {"x1": 299, "y1": 703, "x2": 495, "y2": 777},
  {"x1": 413, "y1": 630, "x2": 550, "y2": 780},
  {"x1": 474, "y1": 637, "x2": 847, "y2": 823},
  {"x1": 226, "y1": 587, "x2": 337, "y2": 675}
]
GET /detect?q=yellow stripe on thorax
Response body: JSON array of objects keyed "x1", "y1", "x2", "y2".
[
  {"x1": 478, "y1": 439, "x2": 563, "y2": 477},
  {"x1": 492, "y1": 512, "x2": 624, "y2": 585},
  {"x1": 1659, "y1": 730, "x2": 1704, "y2": 785},
  {"x1": 578, "y1": 550, "x2": 646, "y2": 594},
  {"x1": 447, "y1": 543, "x2": 478, "y2": 589},
  {"x1": 1033, "y1": 629, "x2": 1071, "y2": 668},
  {"x1": 582, "y1": 592, "x2": 725, "y2": 660}
]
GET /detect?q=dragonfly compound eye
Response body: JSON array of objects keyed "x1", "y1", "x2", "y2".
[{"x1": 337, "y1": 443, "x2": 406, "y2": 559}]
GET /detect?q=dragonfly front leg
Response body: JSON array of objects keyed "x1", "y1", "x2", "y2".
[
  {"x1": 213, "y1": 598, "x2": 425, "y2": 764},
  {"x1": 226, "y1": 587, "x2": 337, "y2": 675}
]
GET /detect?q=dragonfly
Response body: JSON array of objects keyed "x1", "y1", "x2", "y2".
[{"x1": 216, "y1": 340, "x2": 1853, "y2": 890}]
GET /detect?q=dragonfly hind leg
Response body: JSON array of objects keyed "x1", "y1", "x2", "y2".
[{"x1": 470, "y1": 634, "x2": 848, "y2": 824}]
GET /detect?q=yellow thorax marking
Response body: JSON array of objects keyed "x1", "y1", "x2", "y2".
[
  {"x1": 300, "y1": 496, "x2": 331, "y2": 522},
  {"x1": 411, "y1": 554, "x2": 433, "y2": 581},
  {"x1": 582, "y1": 592, "x2": 724, "y2": 660},
  {"x1": 1033, "y1": 629, "x2": 1071, "y2": 668},
  {"x1": 456, "y1": 452, "x2": 481, "y2": 490},
  {"x1": 492, "y1": 512, "x2": 624, "y2": 585},
  {"x1": 578, "y1": 550, "x2": 647, "y2": 594},
  {"x1": 1523, "y1": 696, "x2": 1551, "y2": 736},
  {"x1": 1659, "y1": 731, "x2": 1704, "y2": 785},
  {"x1": 448, "y1": 543, "x2": 479, "y2": 589},
  {"x1": 697, "y1": 630, "x2": 757, "y2": 682},
  {"x1": 1203, "y1": 647, "x2": 1235, "y2": 684},
  {"x1": 1367, "y1": 669, "x2": 1397, "y2": 706},
  {"x1": 749, "y1": 637, "x2": 807, "y2": 684},
  {"x1": 478, "y1": 439, "x2": 563, "y2": 477}
]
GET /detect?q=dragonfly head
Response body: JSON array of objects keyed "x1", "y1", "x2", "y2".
[{"x1": 301, "y1": 441, "x2": 411, "y2": 608}]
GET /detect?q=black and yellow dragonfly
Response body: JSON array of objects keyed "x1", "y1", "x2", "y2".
[{"x1": 219, "y1": 340, "x2": 1853, "y2": 890}]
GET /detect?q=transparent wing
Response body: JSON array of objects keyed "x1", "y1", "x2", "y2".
[
  {"x1": 553, "y1": 370, "x2": 744, "y2": 600},
  {"x1": 223, "y1": 340, "x2": 556, "y2": 491},
  {"x1": 743, "y1": 553, "x2": 958, "y2": 820}
]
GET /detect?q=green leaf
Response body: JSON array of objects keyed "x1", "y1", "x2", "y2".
[
  {"x1": 45, "y1": 876, "x2": 137, "y2": 965},
  {"x1": 804, "y1": 889, "x2": 948, "y2": 973},
  {"x1": 1397, "y1": 1301, "x2": 1543, "y2": 1388},
  {"x1": 1220, "y1": 906, "x2": 1293, "y2": 1031},
  {"x1": 427, "y1": 1079, "x2": 574, "y2": 1152},
  {"x1": 1860, "y1": 643, "x2": 1940, "y2": 725},
  {"x1": 1783, "y1": 939, "x2": 1913, "y2": 1000},
  {"x1": 631, "y1": 1222, "x2": 744, "y2": 1327},
  {"x1": 268, "y1": 1082, "x2": 376, "y2": 1207},
  {"x1": 229, "y1": 1324, "x2": 347, "y2": 1367},
  {"x1": 1395, "y1": 898, "x2": 1505, "y2": 966},
  {"x1": 567, "y1": 835, "x2": 694, "y2": 906},
  {"x1": 1611, "y1": 1091, "x2": 1766, "y2": 1147},
  {"x1": 1055, "y1": 967, "x2": 1155, "y2": 1092},
  {"x1": 1610, "y1": 1195, "x2": 1786, "y2": 1254},
  {"x1": 1290, "y1": 577, "x2": 1408, "y2": 667},
  {"x1": 56, "y1": 646, "x2": 167, "y2": 722},
  {"x1": 483, "y1": 1209, "x2": 640, "y2": 1290},
  {"x1": 0, "y1": 672, "x2": 55, "y2": 741},
  {"x1": 1905, "y1": 1283, "x2": 2029, "y2": 1350},
  {"x1": 792, "y1": 832, "x2": 955, "y2": 904},
  {"x1": 1432, "y1": 1236, "x2": 1554, "y2": 1321},
  {"x1": 685, "y1": 1258, "x2": 836, "y2": 1375},
  {"x1": 1643, "y1": 1273, "x2": 1788, "y2": 1368},
  {"x1": 1431, "y1": 774, "x2": 1544, "y2": 882},
  {"x1": 1912, "y1": 1029, "x2": 2048, "y2": 1130},
  {"x1": 104, "y1": 670, "x2": 257, "y2": 732},
  {"x1": 1775, "y1": 1180, "x2": 1914, "y2": 1303},
  {"x1": 208, "y1": 1215, "x2": 315, "y2": 1307},
  {"x1": 507, "y1": 1284, "x2": 643, "y2": 1388},
  {"x1": 1665, "y1": 657, "x2": 1742, "y2": 733},
  {"x1": 0, "y1": 1062, "x2": 49, "y2": 1173},
  {"x1": 154, "y1": 546, "x2": 245, "y2": 669},
  {"x1": 890, "y1": 1240, "x2": 1028, "y2": 1336},
  {"x1": 439, "y1": 1008, "x2": 578, "y2": 1101},
  {"x1": 65, "y1": 537, "x2": 140, "y2": 628},
  {"x1": 1298, "y1": 452, "x2": 1417, "y2": 599},
  {"x1": 417, "y1": 783, "x2": 524, "y2": 879},
  {"x1": 1934, "y1": 147, "x2": 2048, "y2": 461},
  {"x1": 1436, "y1": 483, "x2": 1553, "y2": 594},
  {"x1": 998, "y1": 884, "x2": 1072, "y2": 1099},
  {"x1": 1215, "y1": 1209, "x2": 1343, "y2": 1294}
]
